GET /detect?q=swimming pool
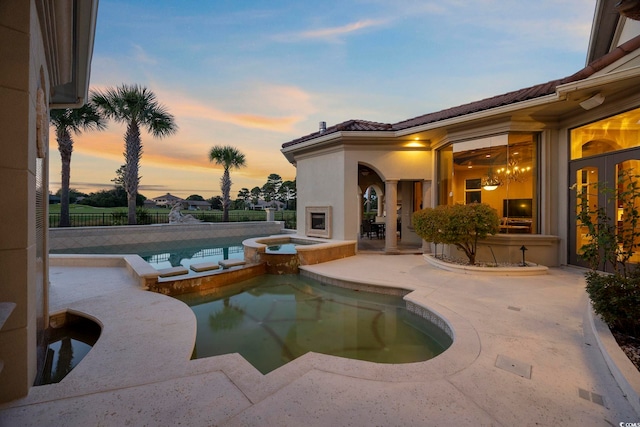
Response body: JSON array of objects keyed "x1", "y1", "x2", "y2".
[
  {"x1": 175, "y1": 274, "x2": 452, "y2": 374},
  {"x1": 51, "y1": 237, "x2": 248, "y2": 273}
]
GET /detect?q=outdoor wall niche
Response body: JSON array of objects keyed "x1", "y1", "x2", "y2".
[{"x1": 305, "y1": 206, "x2": 332, "y2": 238}]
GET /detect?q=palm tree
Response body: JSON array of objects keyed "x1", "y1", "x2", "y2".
[
  {"x1": 50, "y1": 105, "x2": 105, "y2": 227},
  {"x1": 208, "y1": 145, "x2": 246, "y2": 222},
  {"x1": 91, "y1": 84, "x2": 177, "y2": 224}
]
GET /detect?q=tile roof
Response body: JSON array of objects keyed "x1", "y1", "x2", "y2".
[
  {"x1": 282, "y1": 35, "x2": 640, "y2": 149},
  {"x1": 282, "y1": 119, "x2": 392, "y2": 148}
]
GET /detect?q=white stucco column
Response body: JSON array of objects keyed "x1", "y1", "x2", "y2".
[{"x1": 385, "y1": 180, "x2": 399, "y2": 253}]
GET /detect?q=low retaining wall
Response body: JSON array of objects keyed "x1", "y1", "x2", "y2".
[
  {"x1": 49, "y1": 222, "x2": 285, "y2": 251},
  {"x1": 148, "y1": 263, "x2": 267, "y2": 296},
  {"x1": 433, "y1": 234, "x2": 560, "y2": 267}
]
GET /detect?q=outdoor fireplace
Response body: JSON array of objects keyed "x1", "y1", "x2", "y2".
[{"x1": 305, "y1": 206, "x2": 332, "y2": 238}]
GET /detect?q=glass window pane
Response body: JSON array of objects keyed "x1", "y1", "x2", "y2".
[
  {"x1": 570, "y1": 107, "x2": 640, "y2": 160},
  {"x1": 438, "y1": 145, "x2": 453, "y2": 205},
  {"x1": 442, "y1": 132, "x2": 537, "y2": 233},
  {"x1": 575, "y1": 166, "x2": 599, "y2": 259},
  {"x1": 617, "y1": 160, "x2": 640, "y2": 265}
]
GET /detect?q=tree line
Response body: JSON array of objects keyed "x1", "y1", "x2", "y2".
[{"x1": 50, "y1": 84, "x2": 294, "y2": 227}]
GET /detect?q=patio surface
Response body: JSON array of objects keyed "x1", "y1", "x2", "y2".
[{"x1": 1, "y1": 254, "x2": 639, "y2": 426}]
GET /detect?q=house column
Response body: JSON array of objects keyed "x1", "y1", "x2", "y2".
[
  {"x1": 377, "y1": 193, "x2": 384, "y2": 217},
  {"x1": 385, "y1": 180, "x2": 399, "y2": 253}
]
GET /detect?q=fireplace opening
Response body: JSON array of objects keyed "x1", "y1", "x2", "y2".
[
  {"x1": 311, "y1": 213, "x2": 325, "y2": 230},
  {"x1": 305, "y1": 206, "x2": 332, "y2": 238}
]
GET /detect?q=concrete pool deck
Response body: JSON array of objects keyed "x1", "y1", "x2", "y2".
[{"x1": 1, "y1": 254, "x2": 639, "y2": 426}]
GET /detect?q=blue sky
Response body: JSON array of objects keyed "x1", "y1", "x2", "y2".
[{"x1": 50, "y1": 0, "x2": 597, "y2": 199}]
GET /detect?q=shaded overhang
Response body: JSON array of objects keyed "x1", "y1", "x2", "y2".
[{"x1": 37, "y1": 0, "x2": 99, "y2": 108}]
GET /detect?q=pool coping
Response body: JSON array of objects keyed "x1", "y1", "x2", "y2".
[
  {"x1": 44, "y1": 254, "x2": 480, "y2": 393},
  {"x1": 4, "y1": 254, "x2": 640, "y2": 424}
]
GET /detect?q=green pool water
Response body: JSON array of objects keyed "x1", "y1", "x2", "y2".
[{"x1": 175, "y1": 274, "x2": 452, "y2": 374}]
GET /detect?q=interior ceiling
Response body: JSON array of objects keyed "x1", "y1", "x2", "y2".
[{"x1": 453, "y1": 141, "x2": 534, "y2": 169}]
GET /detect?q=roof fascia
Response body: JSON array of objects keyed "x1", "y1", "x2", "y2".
[
  {"x1": 281, "y1": 130, "x2": 394, "y2": 154},
  {"x1": 586, "y1": 0, "x2": 621, "y2": 64},
  {"x1": 393, "y1": 93, "x2": 561, "y2": 137},
  {"x1": 556, "y1": 65, "x2": 640, "y2": 97}
]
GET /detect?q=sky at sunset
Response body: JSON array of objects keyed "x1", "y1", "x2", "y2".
[{"x1": 49, "y1": 0, "x2": 597, "y2": 200}]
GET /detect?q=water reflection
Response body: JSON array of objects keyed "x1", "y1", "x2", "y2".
[
  {"x1": 35, "y1": 316, "x2": 100, "y2": 385},
  {"x1": 178, "y1": 275, "x2": 452, "y2": 374}
]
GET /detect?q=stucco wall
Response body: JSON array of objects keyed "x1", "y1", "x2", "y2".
[
  {"x1": 0, "y1": 0, "x2": 48, "y2": 402},
  {"x1": 296, "y1": 150, "x2": 346, "y2": 239},
  {"x1": 296, "y1": 147, "x2": 432, "y2": 242}
]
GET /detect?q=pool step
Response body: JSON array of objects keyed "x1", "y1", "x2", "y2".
[
  {"x1": 218, "y1": 259, "x2": 247, "y2": 269},
  {"x1": 157, "y1": 266, "x2": 189, "y2": 277},
  {"x1": 190, "y1": 262, "x2": 220, "y2": 273}
]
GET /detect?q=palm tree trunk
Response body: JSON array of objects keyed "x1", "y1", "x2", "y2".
[
  {"x1": 124, "y1": 121, "x2": 141, "y2": 225},
  {"x1": 58, "y1": 130, "x2": 72, "y2": 227},
  {"x1": 221, "y1": 169, "x2": 231, "y2": 222}
]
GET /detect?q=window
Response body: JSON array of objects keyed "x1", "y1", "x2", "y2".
[
  {"x1": 437, "y1": 132, "x2": 538, "y2": 233},
  {"x1": 465, "y1": 178, "x2": 481, "y2": 204},
  {"x1": 571, "y1": 107, "x2": 640, "y2": 160}
]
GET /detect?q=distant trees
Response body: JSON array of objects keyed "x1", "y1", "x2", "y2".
[
  {"x1": 208, "y1": 145, "x2": 246, "y2": 222},
  {"x1": 207, "y1": 195, "x2": 223, "y2": 210},
  {"x1": 236, "y1": 188, "x2": 251, "y2": 210},
  {"x1": 54, "y1": 188, "x2": 87, "y2": 204},
  {"x1": 186, "y1": 194, "x2": 205, "y2": 201},
  {"x1": 92, "y1": 84, "x2": 177, "y2": 225},
  {"x1": 250, "y1": 186, "x2": 262, "y2": 206},
  {"x1": 79, "y1": 188, "x2": 146, "y2": 208},
  {"x1": 278, "y1": 179, "x2": 296, "y2": 210},
  {"x1": 50, "y1": 104, "x2": 105, "y2": 226},
  {"x1": 262, "y1": 173, "x2": 282, "y2": 202}
]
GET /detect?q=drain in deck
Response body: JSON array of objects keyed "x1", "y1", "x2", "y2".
[
  {"x1": 578, "y1": 388, "x2": 605, "y2": 406},
  {"x1": 495, "y1": 354, "x2": 532, "y2": 379}
]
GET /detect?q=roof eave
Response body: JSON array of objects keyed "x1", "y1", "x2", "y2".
[
  {"x1": 393, "y1": 93, "x2": 563, "y2": 137},
  {"x1": 39, "y1": 0, "x2": 99, "y2": 108},
  {"x1": 281, "y1": 130, "x2": 396, "y2": 164}
]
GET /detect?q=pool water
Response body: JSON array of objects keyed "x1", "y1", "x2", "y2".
[
  {"x1": 51, "y1": 238, "x2": 247, "y2": 272},
  {"x1": 175, "y1": 274, "x2": 452, "y2": 374},
  {"x1": 265, "y1": 243, "x2": 298, "y2": 254},
  {"x1": 35, "y1": 316, "x2": 101, "y2": 385}
]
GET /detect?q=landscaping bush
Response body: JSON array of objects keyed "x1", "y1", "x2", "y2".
[
  {"x1": 111, "y1": 210, "x2": 127, "y2": 225},
  {"x1": 585, "y1": 270, "x2": 640, "y2": 336},
  {"x1": 136, "y1": 207, "x2": 152, "y2": 224},
  {"x1": 413, "y1": 203, "x2": 500, "y2": 265}
]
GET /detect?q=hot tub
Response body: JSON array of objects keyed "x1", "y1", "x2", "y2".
[{"x1": 243, "y1": 235, "x2": 356, "y2": 274}]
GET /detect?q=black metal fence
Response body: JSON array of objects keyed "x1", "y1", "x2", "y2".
[{"x1": 49, "y1": 210, "x2": 297, "y2": 229}]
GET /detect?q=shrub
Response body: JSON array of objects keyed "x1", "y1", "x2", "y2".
[
  {"x1": 111, "y1": 210, "x2": 127, "y2": 225},
  {"x1": 413, "y1": 203, "x2": 500, "y2": 265},
  {"x1": 586, "y1": 270, "x2": 640, "y2": 336},
  {"x1": 136, "y1": 207, "x2": 152, "y2": 224},
  {"x1": 413, "y1": 205, "x2": 449, "y2": 257}
]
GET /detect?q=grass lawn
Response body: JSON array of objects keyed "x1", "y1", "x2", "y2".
[{"x1": 48, "y1": 205, "x2": 134, "y2": 214}]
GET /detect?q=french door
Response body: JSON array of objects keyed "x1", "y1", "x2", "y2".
[{"x1": 568, "y1": 148, "x2": 640, "y2": 270}]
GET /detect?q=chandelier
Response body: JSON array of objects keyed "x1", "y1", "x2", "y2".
[
  {"x1": 495, "y1": 158, "x2": 531, "y2": 183},
  {"x1": 482, "y1": 167, "x2": 501, "y2": 191},
  {"x1": 482, "y1": 157, "x2": 530, "y2": 191}
]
